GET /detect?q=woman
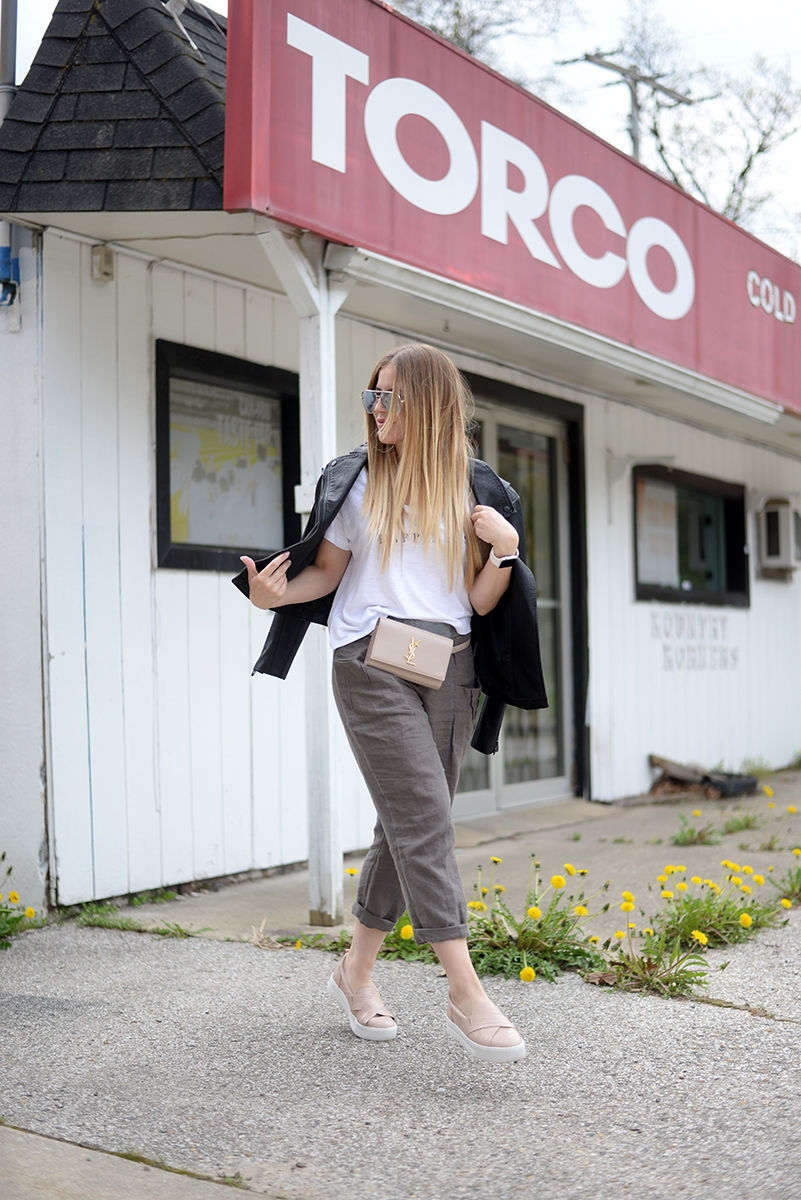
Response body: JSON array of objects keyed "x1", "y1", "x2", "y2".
[{"x1": 241, "y1": 344, "x2": 527, "y2": 1063}]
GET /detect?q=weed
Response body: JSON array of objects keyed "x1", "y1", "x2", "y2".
[
  {"x1": 670, "y1": 816, "x2": 720, "y2": 846},
  {"x1": 129, "y1": 889, "x2": 178, "y2": 907},
  {"x1": 591, "y1": 928, "x2": 708, "y2": 998},
  {"x1": 462, "y1": 857, "x2": 608, "y2": 982},
  {"x1": 740, "y1": 757, "x2": 772, "y2": 776},
  {"x1": 786, "y1": 750, "x2": 801, "y2": 770},
  {"x1": 75, "y1": 903, "x2": 205, "y2": 938},
  {"x1": 647, "y1": 861, "x2": 782, "y2": 949},
  {"x1": 567, "y1": 831, "x2": 582, "y2": 842},
  {"x1": 644, "y1": 837, "x2": 664, "y2": 845},
  {"x1": 0, "y1": 853, "x2": 40, "y2": 948},
  {"x1": 721, "y1": 811, "x2": 763, "y2": 835},
  {"x1": 219, "y1": 1173, "x2": 250, "y2": 1190},
  {"x1": 612, "y1": 837, "x2": 634, "y2": 845},
  {"x1": 759, "y1": 835, "x2": 783, "y2": 852},
  {"x1": 769, "y1": 853, "x2": 801, "y2": 906},
  {"x1": 378, "y1": 916, "x2": 436, "y2": 964}
]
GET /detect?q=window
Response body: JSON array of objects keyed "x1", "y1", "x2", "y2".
[
  {"x1": 633, "y1": 465, "x2": 748, "y2": 607},
  {"x1": 156, "y1": 340, "x2": 300, "y2": 571}
]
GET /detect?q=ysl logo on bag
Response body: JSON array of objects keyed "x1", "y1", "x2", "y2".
[{"x1": 405, "y1": 636, "x2": 421, "y2": 664}]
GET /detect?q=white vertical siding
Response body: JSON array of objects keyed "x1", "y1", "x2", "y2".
[
  {"x1": 587, "y1": 399, "x2": 801, "y2": 799},
  {"x1": 41, "y1": 240, "x2": 375, "y2": 904}
]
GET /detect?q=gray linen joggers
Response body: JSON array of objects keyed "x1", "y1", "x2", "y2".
[{"x1": 332, "y1": 621, "x2": 481, "y2": 944}]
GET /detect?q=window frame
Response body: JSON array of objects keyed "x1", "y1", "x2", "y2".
[
  {"x1": 155, "y1": 339, "x2": 301, "y2": 572},
  {"x1": 632, "y1": 464, "x2": 749, "y2": 608}
]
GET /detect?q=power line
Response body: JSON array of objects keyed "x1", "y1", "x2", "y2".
[{"x1": 560, "y1": 50, "x2": 694, "y2": 160}]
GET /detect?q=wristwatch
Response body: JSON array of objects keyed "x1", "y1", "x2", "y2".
[{"x1": 489, "y1": 547, "x2": 519, "y2": 568}]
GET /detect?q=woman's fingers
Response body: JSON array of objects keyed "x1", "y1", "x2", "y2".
[
  {"x1": 240, "y1": 552, "x2": 291, "y2": 607},
  {"x1": 471, "y1": 506, "x2": 518, "y2": 556}
]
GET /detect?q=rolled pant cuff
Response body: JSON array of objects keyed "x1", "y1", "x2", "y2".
[
  {"x1": 413, "y1": 922, "x2": 469, "y2": 945},
  {"x1": 351, "y1": 901, "x2": 397, "y2": 933}
]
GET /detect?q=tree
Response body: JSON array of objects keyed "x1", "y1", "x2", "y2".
[
  {"x1": 392, "y1": 0, "x2": 580, "y2": 70},
  {"x1": 614, "y1": 0, "x2": 801, "y2": 248}
]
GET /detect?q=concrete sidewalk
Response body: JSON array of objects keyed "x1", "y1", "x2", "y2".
[{"x1": 2, "y1": 775, "x2": 801, "y2": 1200}]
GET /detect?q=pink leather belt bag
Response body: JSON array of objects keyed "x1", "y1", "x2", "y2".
[{"x1": 364, "y1": 617, "x2": 471, "y2": 690}]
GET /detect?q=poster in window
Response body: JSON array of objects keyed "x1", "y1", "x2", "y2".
[
  {"x1": 169, "y1": 377, "x2": 283, "y2": 550},
  {"x1": 636, "y1": 478, "x2": 679, "y2": 587}
]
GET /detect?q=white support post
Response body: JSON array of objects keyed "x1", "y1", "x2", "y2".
[{"x1": 257, "y1": 229, "x2": 352, "y2": 926}]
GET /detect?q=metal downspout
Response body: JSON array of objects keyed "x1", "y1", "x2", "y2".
[{"x1": 1, "y1": 0, "x2": 18, "y2": 307}]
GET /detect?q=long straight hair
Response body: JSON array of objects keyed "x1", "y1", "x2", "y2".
[{"x1": 363, "y1": 344, "x2": 484, "y2": 589}]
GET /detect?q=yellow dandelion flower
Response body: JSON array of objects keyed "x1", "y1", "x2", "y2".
[
  {"x1": 573, "y1": 905, "x2": 588, "y2": 916},
  {"x1": 614, "y1": 930, "x2": 625, "y2": 939},
  {"x1": 468, "y1": 900, "x2": 487, "y2": 912},
  {"x1": 519, "y1": 965, "x2": 536, "y2": 982},
  {"x1": 691, "y1": 930, "x2": 708, "y2": 945},
  {"x1": 690, "y1": 876, "x2": 702, "y2": 885},
  {"x1": 753, "y1": 874, "x2": 764, "y2": 886},
  {"x1": 731, "y1": 876, "x2": 742, "y2": 886},
  {"x1": 295, "y1": 939, "x2": 302, "y2": 949},
  {"x1": 661, "y1": 890, "x2": 674, "y2": 898},
  {"x1": 527, "y1": 905, "x2": 541, "y2": 920},
  {"x1": 400, "y1": 924, "x2": 414, "y2": 940},
  {"x1": 740, "y1": 884, "x2": 752, "y2": 895},
  {"x1": 621, "y1": 890, "x2": 635, "y2": 902},
  {"x1": 720, "y1": 860, "x2": 732, "y2": 869},
  {"x1": 643, "y1": 927, "x2": 654, "y2": 936},
  {"x1": 676, "y1": 865, "x2": 686, "y2": 872},
  {"x1": 793, "y1": 848, "x2": 801, "y2": 858},
  {"x1": 620, "y1": 901, "x2": 635, "y2": 912},
  {"x1": 551, "y1": 874, "x2": 566, "y2": 889},
  {"x1": 739, "y1": 912, "x2": 753, "y2": 928},
  {"x1": 763, "y1": 785, "x2": 774, "y2": 798},
  {"x1": 780, "y1": 898, "x2": 792, "y2": 909},
  {"x1": 588, "y1": 935, "x2": 600, "y2": 943},
  {"x1": 25, "y1": 907, "x2": 36, "y2": 920},
  {"x1": 494, "y1": 884, "x2": 506, "y2": 893},
  {"x1": 768, "y1": 802, "x2": 775, "y2": 809},
  {"x1": 788, "y1": 806, "x2": 797, "y2": 815},
  {"x1": 578, "y1": 869, "x2": 589, "y2": 876},
  {"x1": 664, "y1": 865, "x2": 675, "y2": 875},
  {"x1": 627, "y1": 922, "x2": 636, "y2": 930},
  {"x1": 344, "y1": 867, "x2": 358, "y2": 876},
  {"x1": 564, "y1": 863, "x2": 576, "y2": 876},
  {"x1": 769, "y1": 866, "x2": 775, "y2": 872},
  {"x1": 8, "y1": 891, "x2": 19, "y2": 905},
  {"x1": 490, "y1": 856, "x2": 502, "y2": 864},
  {"x1": 481, "y1": 886, "x2": 489, "y2": 895},
  {"x1": 742, "y1": 865, "x2": 754, "y2": 875},
  {"x1": 692, "y1": 809, "x2": 701, "y2": 817},
  {"x1": 676, "y1": 882, "x2": 688, "y2": 892},
  {"x1": 729, "y1": 862, "x2": 741, "y2": 873},
  {"x1": 657, "y1": 874, "x2": 668, "y2": 884},
  {"x1": 0, "y1": 893, "x2": 3, "y2": 903}
]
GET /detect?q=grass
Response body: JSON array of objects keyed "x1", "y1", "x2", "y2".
[
  {"x1": 770, "y1": 859, "x2": 801, "y2": 905},
  {"x1": 129, "y1": 889, "x2": 178, "y2": 907},
  {"x1": 670, "y1": 816, "x2": 720, "y2": 846},
  {"x1": 721, "y1": 812, "x2": 763, "y2": 835},
  {"x1": 75, "y1": 903, "x2": 203, "y2": 938}
]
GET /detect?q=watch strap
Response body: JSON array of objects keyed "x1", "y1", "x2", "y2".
[{"x1": 489, "y1": 547, "x2": 519, "y2": 569}]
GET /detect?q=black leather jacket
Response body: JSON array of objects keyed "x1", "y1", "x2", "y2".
[{"x1": 232, "y1": 446, "x2": 547, "y2": 754}]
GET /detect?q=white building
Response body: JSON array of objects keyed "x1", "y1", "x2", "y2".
[{"x1": 2, "y1": 0, "x2": 801, "y2": 919}]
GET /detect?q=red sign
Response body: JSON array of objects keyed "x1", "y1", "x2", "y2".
[{"x1": 224, "y1": 0, "x2": 801, "y2": 414}]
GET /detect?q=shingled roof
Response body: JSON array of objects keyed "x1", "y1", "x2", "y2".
[{"x1": 0, "y1": 0, "x2": 226, "y2": 211}]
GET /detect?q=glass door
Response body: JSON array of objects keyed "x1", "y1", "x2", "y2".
[{"x1": 454, "y1": 402, "x2": 573, "y2": 817}]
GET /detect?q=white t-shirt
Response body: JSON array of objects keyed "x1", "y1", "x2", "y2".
[{"x1": 324, "y1": 468, "x2": 473, "y2": 649}]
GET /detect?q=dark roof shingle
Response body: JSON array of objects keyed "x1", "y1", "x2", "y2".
[{"x1": 0, "y1": 0, "x2": 227, "y2": 212}]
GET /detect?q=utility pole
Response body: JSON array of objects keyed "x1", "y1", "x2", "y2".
[{"x1": 562, "y1": 50, "x2": 693, "y2": 162}]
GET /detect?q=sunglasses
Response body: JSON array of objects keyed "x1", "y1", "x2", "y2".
[{"x1": 361, "y1": 389, "x2": 404, "y2": 414}]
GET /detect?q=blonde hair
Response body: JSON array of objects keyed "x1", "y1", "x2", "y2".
[{"x1": 363, "y1": 344, "x2": 484, "y2": 590}]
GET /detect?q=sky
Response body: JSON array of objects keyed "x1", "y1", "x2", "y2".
[{"x1": 10, "y1": 0, "x2": 801, "y2": 257}]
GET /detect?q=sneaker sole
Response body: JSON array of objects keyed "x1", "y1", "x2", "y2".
[
  {"x1": 446, "y1": 1015, "x2": 526, "y2": 1063},
  {"x1": 327, "y1": 975, "x2": 397, "y2": 1041}
]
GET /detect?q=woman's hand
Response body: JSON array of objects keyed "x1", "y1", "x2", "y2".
[
  {"x1": 241, "y1": 552, "x2": 291, "y2": 610},
  {"x1": 471, "y1": 506, "x2": 519, "y2": 558}
]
